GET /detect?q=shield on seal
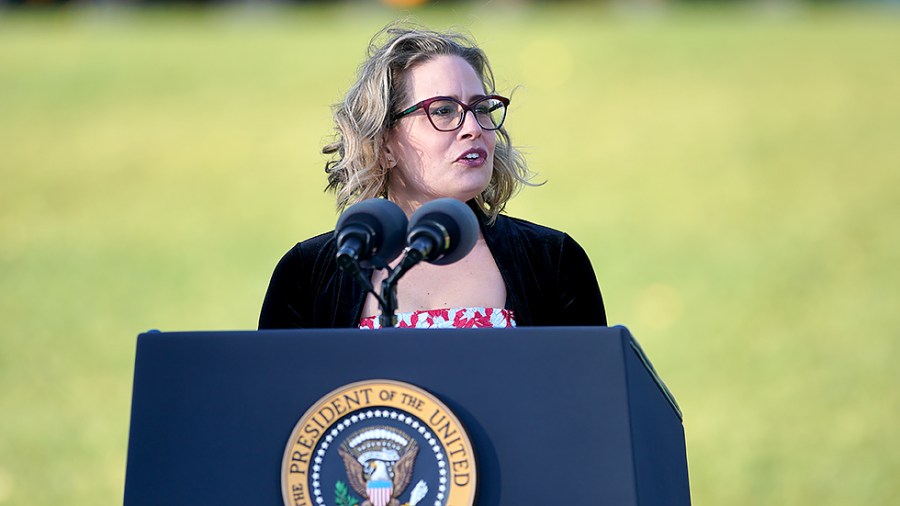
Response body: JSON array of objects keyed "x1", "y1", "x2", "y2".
[{"x1": 367, "y1": 479, "x2": 393, "y2": 506}]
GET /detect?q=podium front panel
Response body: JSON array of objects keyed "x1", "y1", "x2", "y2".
[{"x1": 124, "y1": 326, "x2": 688, "y2": 505}]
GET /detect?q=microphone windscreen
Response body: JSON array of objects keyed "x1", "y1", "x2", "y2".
[
  {"x1": 407, "y1": 198, "x2": 479, "y2": 265},
  {"x1": 334, "y1": 198, "x2": 408, "y2": 268}
]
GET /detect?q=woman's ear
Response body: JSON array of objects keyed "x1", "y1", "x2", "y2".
[{"x1": 382, "y1": 143, "x2": 397, "y2": 169}]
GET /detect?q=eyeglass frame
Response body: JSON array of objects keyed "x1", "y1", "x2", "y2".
[{"x1": 391, "y1": 95, "x2": 510, "y2": 132}]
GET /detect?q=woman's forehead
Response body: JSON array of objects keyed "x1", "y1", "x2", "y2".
[{"x1": 403, "y1": 55, "x2": 486, "y2": 100}]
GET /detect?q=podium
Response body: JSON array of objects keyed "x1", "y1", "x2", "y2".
[{"x1": 124, "y1": 326, "x2": 690, "y2": 505}]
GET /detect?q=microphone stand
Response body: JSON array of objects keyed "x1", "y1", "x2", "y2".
[
  {"x1": 337, "y1": 244, "x2": 427, "y2": 329},
  {"x1": 377, "y1": 245, "x2": 427, "y2": 328},
  {"x1": 336, "y1": 243, "x2": 417, "y2": 330},
  {"x1": 336, "y1": 252, "x2": 389, "y2": 320},
  {"x1": 379, "y1": 277, "x2": 398, "y2": 329}
]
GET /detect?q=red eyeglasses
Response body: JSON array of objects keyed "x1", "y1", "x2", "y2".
[{"x1": 393, "y1": 95, "x2": 510, "y2": 132}]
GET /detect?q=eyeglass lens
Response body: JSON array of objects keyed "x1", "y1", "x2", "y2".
[{"x1": 426, "y1": 97, "x2": 507, "y2": 131}]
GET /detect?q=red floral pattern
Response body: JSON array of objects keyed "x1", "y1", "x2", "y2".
[{"x1": 359, "y1": 307, "x2": 515, "y2": 330}]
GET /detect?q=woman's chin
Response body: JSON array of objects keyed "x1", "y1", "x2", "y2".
[{"x1": 447, "y1": 182, "x2": 490, "y2": 204}]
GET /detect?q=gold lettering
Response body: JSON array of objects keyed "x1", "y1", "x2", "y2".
[
  {"x1": 295, "y1": 435, "x2": 313, "y2": 449},
  {"x1": 343, "y1": 390, "x2": 364, "y2": 410},
  {"x1": 429, "y1": 410, "x2": 457, "y2": 440},
  {"x1": 317, "y1": 406, "x2": 337, "y2": 425},
  {"x1": 304, "y1": 424, "x2": 321, "y2": 439},
  {"x1": 452, "y1": 458, "x2": 470, "y2": 473},
  {"x1": 291, "y1": 450, "x2": 309, "y2": 466},
  {"x1": 449, "y1": 446, "x2": 467, "y2": 458},
  {"x1": 400, "y1": 392, "x2": 425, "y2": 411},
  {"x1": 453, "y1": 472, "x2": 470, "y2": 486},
  {"x1": 331, "y1": 398, "x2": 346, "y2": 416},
  {"x1": 292, "y1": 483, "x2": 308, "y2": 505}
]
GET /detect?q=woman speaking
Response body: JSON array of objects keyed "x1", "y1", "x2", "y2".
[{"x1": 259, "y1": 24, "x2": 606, "y2": 329}]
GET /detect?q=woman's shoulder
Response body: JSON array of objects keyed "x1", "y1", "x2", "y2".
[
  {"x1": 488, "y1": 214, "x2": 592, "y2": 267},
  {"x1": 271, "y1": 231, "x2": 338, "y2": 278},
  {"x1": 283, "y1": 230, "x2": 336, "y2": 257},
  {"x1": 492, "y1": 214, "x2": 574, "y2": 244}
]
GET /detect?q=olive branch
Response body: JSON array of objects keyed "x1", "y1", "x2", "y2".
[{"x1": 334, "y1": 480, "x2": 359, "y2": 506}]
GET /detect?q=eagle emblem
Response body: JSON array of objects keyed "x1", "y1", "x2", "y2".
[
  {"x1": 281, "y1": 381, "x2": 476, "y2": 506},
  {"x1": 338, "y1": 426, "x2": 422, "y2": 506}
]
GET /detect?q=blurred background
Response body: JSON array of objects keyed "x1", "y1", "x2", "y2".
[{"x1": 1, "y1": 0, "x2": 899, "y2": 504}]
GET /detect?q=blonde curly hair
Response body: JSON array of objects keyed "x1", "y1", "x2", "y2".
[{"x1": 323, "y1": 24, "x2": 533, "y2": 223}]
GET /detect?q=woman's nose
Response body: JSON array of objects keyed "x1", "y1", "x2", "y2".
[{"x1": 457, "y1": 109, "x2": 483, "y2": 138}]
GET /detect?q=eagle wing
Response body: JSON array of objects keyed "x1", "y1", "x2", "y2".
[
  {"x1": 338, "y1": 447, "x2": 368, "y2": 497},
  {"x1": 391, "y1": 440, "x2": 419, "y2": 497}
]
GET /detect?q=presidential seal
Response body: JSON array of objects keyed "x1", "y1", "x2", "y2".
[{"x1": 282, "y1": 380, "x2": 476, "y2": 506}]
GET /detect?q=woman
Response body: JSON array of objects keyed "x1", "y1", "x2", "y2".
[{"x1": 259, "y1": 25, "x2": 606, "y2": 329}]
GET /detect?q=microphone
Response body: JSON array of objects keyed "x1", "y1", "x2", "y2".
[
  {"x1": 334, "y1": 198, "x2": 408, "y2": 270},
  {"x1": 402, "y1": 198, "x2": 479, "y2": 268}
]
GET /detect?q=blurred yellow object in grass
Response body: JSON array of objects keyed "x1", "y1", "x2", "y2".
[{"x1": 381, "y1": 0, "x2": 430, "y2": 7}]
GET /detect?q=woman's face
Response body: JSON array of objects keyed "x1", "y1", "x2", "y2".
[{"x1": 385, "y1": 55, "x2": 496, "y2": 214}]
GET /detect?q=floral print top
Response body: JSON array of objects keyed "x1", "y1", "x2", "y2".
[{"x1": 359, "y1": 307, "x2": 516, "y2": 329}]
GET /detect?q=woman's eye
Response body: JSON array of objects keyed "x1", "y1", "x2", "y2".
[{"x1": 431, "y1": 106, "x2": 455, "y2": 116}]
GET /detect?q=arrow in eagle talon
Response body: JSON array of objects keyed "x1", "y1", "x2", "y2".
[{"x1": 409, "y1": 480, "x2": 428, "y2": 506}]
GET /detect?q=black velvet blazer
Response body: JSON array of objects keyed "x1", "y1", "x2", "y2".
[{"x1": 258, "y1": 211, "x2": 606, "y2": 329}]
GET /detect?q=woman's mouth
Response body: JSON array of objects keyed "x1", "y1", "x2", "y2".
[{"x1": 456, "y1": 148, "x2": 488, "y2": 167}]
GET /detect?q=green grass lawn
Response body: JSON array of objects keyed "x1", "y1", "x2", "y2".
[{"x1": 1, "y1": 2, "x2": 898, "y2": 504}]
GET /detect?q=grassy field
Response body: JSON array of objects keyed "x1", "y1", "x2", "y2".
[{"x1": 1, "y1": 2, "x2": 899, "y2": 504}]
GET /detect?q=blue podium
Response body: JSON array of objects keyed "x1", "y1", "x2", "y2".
[{"x1": 124, "y1": 326, "x2": 690, "y2": 505}]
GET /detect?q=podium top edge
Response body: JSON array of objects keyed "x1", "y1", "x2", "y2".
[
  {"x1": 138, "y1": 325, "x2": 616, "y2": 337},
  {"x1": 624, "y1": 331, "x2": 683, "y2": 421}
]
